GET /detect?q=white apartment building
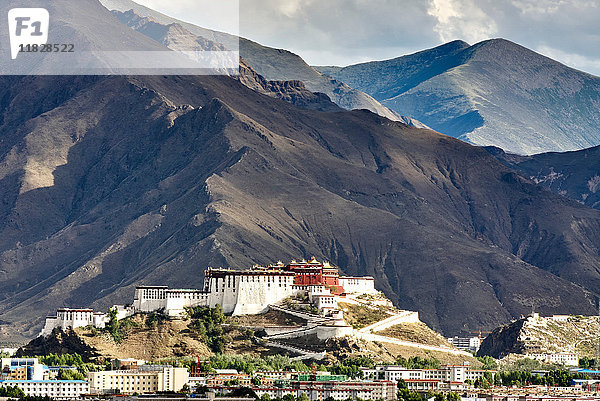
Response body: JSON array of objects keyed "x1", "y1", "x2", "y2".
[
  {"x1": 251, "y1": 380, "x2": 395, "y2": 401},
  {"x1": 88, "y1": 365, "x2": 188, "y2": 394},
  {"x1": 361, "y1": 364, "x2": 492, "y2": 389},
  {"x1": 1, "y1": 358, "x2": 48, "y2": 381},
  {"x1": 525, "y1": 352, "x2": 579, "y2": 366},
  {"x1": 0, "y1": 380, "x2": 88, "y2": 400},
  {"x1": 447, "y1": 336, "x2": 482, "y2": 353}
]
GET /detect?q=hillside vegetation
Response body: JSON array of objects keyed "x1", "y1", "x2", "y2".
[
  {"x1": 338, "y1": 302, "x2": 393, "y2": 329},
  {"x1": 479, "y1": 315, "x2": 600, "y2": 359},
  {"x1": 380, "y1": 322, "x2": 453, "y2": 347}
]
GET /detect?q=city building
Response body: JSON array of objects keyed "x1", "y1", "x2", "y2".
[
  {"x1": 204, "y1": 370, "x2": 251, "y2": 386},
  {"x1": 195, "y1": 371, "x2": 395, "y2": 401},
  {"x1": 525, "y1": 353, "x2": 579, "y2": 366},
  {"x1": 227, "y1": 379, "x2": 395, "y2": 401},
  {"x1": 0, "y1": 379, "x2": 88, "y2": 400},
  {"x1": 360, "y1": 364, "x2": 494, "y2": 390},
  {"x1": 110, "y1": 358, "x2": 146, "y2": 371},
  {"x1": 88, "y1": 365, "x2": 188, "y2": 394},
  {"x1": 447, "y1": 336, "x2": 482, "y2": 353},
  {"x1": 1, "y1": 358, "x2": 48, "y2": 381}
]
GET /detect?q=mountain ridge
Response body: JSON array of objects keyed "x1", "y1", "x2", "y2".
[
  {"x1": 316, "y1": 38, "x2": 600, "y2": 155},
  {"x1": 100, "y1": 0, "x2": 426, "y2": 127}
]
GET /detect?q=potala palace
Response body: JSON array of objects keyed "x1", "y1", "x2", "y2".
[{"x1": 40, "y1": 258, "x2": 379, "y2": 337}]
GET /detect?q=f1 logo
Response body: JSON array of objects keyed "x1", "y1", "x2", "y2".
[{"x1": 8, "y1": 8, "x2": 49, "y2": 60}]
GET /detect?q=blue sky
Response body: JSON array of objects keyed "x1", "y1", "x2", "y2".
[{"x1": 133, "y1": 0, "x2": 600, "y2": 76}]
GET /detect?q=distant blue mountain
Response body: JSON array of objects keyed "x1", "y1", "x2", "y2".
[{"x1": 316, "y1": 39, "x2": 600, "y2": 155}]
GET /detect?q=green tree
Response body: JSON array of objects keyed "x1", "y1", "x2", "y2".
[
  {"x1": 396, "y1": 356, "x2": 440, "y2": 369},
  {"x1": 297, "y1": 393, "x2": 309, "y2": 401},
  {"x1": 397, "y1": 389, "x2": 423, "y2": 401},
  {"x1": 187, "y1": 305, "x2": 227, "y2": 353},
  {"x1": 580, "y1": 357, "x2": 596, "y2": 369},
  {"x1": 57, "y1": 369, "x2": 85, "y2": 380},
  {"x1": 105, "y1": 307, "x2": 124, "y2": 343},
  {"x1": 0, "y1": 385, "x2": 25, "y2": 398},
  {"x1": 477, "y1": 356, "x2": 498, "y2": 371},
  {"x1": 447, "y1": 393, "x2": 460, "y2": 401},
  {"x1": 474, "y1": 377, "x2": 490, "y2": 389}
]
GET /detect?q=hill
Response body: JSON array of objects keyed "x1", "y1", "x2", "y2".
[
  {"x1": 478, "y1": 314, "x2": 599, "y2": 360},
  {"x1": 17, "y1": 306, "x2": 478, "y2": 367},
  {"x1": 316, "y1": 39, "x2": 600, "y2": 155}
]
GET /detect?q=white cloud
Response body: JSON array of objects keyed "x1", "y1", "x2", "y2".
[
  {"x1": 427, "y1": 0, "x2": 497, "y2": 43},
  {"x1": 133, "y1": 0, "x2": 240, "y2": 35}
]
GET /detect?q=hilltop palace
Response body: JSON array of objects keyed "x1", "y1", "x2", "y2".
[{"x1": 40, "y1": 258, "x2": 378, "y2": 336}]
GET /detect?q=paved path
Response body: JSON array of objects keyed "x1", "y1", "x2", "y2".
[{"x1": 357, "y1": 332, "x2": 472, "y2": 356}]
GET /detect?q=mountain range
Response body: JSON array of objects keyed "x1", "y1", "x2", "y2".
[
  {"x1": 99, "y1": 0, "x2": 426, "y2": 128},
  {"x1": 2, "y1": 0, "x2": 600, "y2": 343},
  {"x1": 316, "y1": 39, "x2": 600, "y2": 155}
]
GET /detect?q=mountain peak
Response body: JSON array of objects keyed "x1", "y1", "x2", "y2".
[
  {"x1": 321, "y1": 38, "x2": 600, "y2": 155},
  {"x1": 439, "y1": 39, "x2": 471, "y2": 51}
]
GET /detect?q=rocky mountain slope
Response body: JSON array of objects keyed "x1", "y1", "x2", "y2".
[
  {"x1": 316, "y1": 39, "x2": 600, "y2": 155},
  {"x1": 99, "y1": 0, "x2": 425, "y2": 126},
  {"x1": 487, "y1": 146, "x2": 600, "y2": 210},
  {"x1": 478, "y1": 314, "x2": 600, "y2": 359},
  {"x1": 2, "y1": 70, "x2": 600, "y2": 342},
  {"x1": 3, "y1": 0, "x2": 600, "y2": 342}
]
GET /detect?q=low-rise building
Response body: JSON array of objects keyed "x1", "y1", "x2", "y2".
[
  {"x1": 361, "y1": 364, "x2": 494, "y2": 389},
  {"x1": 525, "y1": 353, "x2": 579, "y2": 366},
  {"x1": 1, "y1": 358, "x2": 48, "y2": 381},
  {"x1": 88, "y1": 365, "x2": 188, "y2": 394},
  {"x1": 447, "y1": 336, "x2": 482, "y2": 353},
  {"x1": 232, "y1": 379, "x2": 395, "y2": 401},
  {"x1": 111, "y1": 358, "x2": 146, "y2": 371},
  {"x1": 204, "y1": 370, "x2": 251, "y2": 387},
  {"x1": 0, "y1": 379, "x2": 88, "y2": 400}
]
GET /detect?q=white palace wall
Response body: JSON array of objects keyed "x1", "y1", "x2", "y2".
[
  {"x1": 338, "y1": 276, "x2": 376, "y2": 294},
  {"x1": 41, "y1": 261, "x2": 384, "y2": 338},
  {"x1": 40, "y1": 309, "x2": 101, "y2": 337},
  {"x1": 205, "y1": 272, "x2": 297, "y2": 315},
  {"x1": 133, "y1": 272, "x2": 299, "y2": 317}
]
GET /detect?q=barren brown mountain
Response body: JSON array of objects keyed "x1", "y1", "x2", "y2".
[{"x1": 0, "y1": 70, "x2": 599, "y2": 342}]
